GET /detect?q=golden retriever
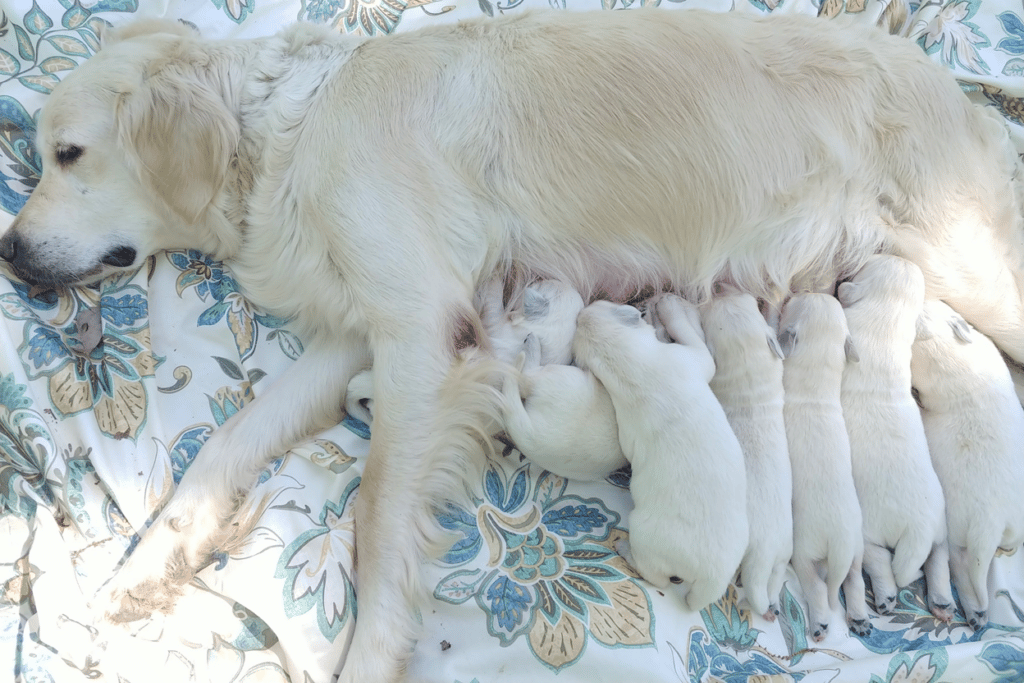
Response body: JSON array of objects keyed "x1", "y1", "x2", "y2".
[{"x1": 4, "y1": 8, "x2": 1024, "y2": 681}]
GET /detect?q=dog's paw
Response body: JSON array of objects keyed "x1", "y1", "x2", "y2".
[
  {"x1": 928, "y1": 600, "x2": 955, "y2": 623},
  {"x1": 847, "y1": 617, "x2": 872, "y2": 637},
  {"x1": 761, "y1": 608, "x2": 778, "y2": 623},
  {"x1": 810, "y1": 623, "x2": 829, "y2": 642},
  {"x1": 875, "y1": 594, "x2": 898, "y2": 615},
  {"x1": 967, "y1": 610, "x2": 988, "y2": 631}
]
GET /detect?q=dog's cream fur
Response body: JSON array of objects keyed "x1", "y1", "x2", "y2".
[
  {"x1": 573, "y1": 295, "x2": 748, "y2": 611},
  {"x1": 911, "y1": 300, "x2": 1024, "y2": 630},
  {"x1": 5, "y1": 8, "x2": 1024, "y2": 679},
  {"x1": 701, "y1": 287, "x2": 792, "y2": 621},
  {"x1": 780, "y1": 293, "x2": 870, "y2": 642},
  {"x1": 837, "y1": 255, "x2": 953, "y2": 621},
  {"x1": 501, "y1": 332, "x2": 626, "y2": 481}
]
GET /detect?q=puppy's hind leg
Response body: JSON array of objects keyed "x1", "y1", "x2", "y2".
[
  {"x1": 862, "y1": 542, "x2": 899, "y2": 615},
  {"x1": 949, "y1": 543, "x2": 986, "y2": 630},
  {"x1": 792, "y1": 557, "x2": 831, "y2": 643},
  {"x1": 923, "y1": 541, "x2": 955, "y2": 623},
  {"x1": 740, "y1": 551, "x2": 775, "y2": 621},
  {"x1": 96, "y1": 338, "x2": 369, "y2": 626},
  {"x1": 842, "y1": 552, "x2": 871, "y2": 637}
]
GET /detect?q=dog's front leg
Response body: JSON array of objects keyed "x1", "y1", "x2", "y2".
[
  {"x1": 339, "y1": 327, "x2": 495, "y2": 683},
  {"x1": 95, "y1": 337, "x2": 369, "y2": 625}
]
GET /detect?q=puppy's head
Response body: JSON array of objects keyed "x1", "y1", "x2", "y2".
[
  {"x1": 1, "y1": 20, "x2": 239, "y2": 289},
  {"x1": 700, "y1": 290, "x2": 784, "y2": 361},
  {"x1": 778, "y1": 293, "x2": 858, "y2": 364},
  {"x1": 572, "y1": 300, "x2": 648, "y2": 372},
  {"x1": 517, "y1": 279, "x2": 585, "y2": 365},
  {"x1": 837, "y1": 254, "x2": 925, "y2": 310}
]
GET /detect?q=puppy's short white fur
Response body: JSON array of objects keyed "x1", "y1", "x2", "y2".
[
  {"x1": 911, "y1": 300, "x2": 1024, "y2": 630},
  {"x1": 837, "y1": 256, "x2": 953, "y2": 621},
  {"x1": 701, "y1": 286, "x2": 792, "y2": 621},
  {"x1": 573, "y1": 295, "x2": 748, "y2": 611},
  {"x1": 780, "y1": 293, "x2": 869, "y2": 642},
  {"x1": 7, "y1": 9, "x2": 1024, "y2": 679},
  {"x1": 500, "y1": 332, "x2": 626, "y2": 481}
]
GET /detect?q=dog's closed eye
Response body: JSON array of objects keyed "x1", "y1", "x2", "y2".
[{"x1": 54, "y1": 145, "x2": 84, "y2": 167}]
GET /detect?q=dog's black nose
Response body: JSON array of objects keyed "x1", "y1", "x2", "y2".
[
  {"x1": 0, "y1": 230, "x2": 20, "y2": 263},
  {"x1": 101, "y1": 245, "x2": 137, "y2": 268}
]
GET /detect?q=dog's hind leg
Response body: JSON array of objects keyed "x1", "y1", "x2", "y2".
[
  {"x1": 949, "y1": 542, "x2": 986, "y2": 630},
  {"x1": 842, "y1": 552, "x2": 871, "y2": 637},
  {"x1": 94, "y1": 337, "x2": 369, "y2": 626}
]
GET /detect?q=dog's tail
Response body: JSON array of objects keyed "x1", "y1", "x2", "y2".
[
  {"x1": 891, "y1": 527, "x2": 934, "y2": 589},
  {"x1": 826, "y1": 534, "x2": 858, "y2": 611}
]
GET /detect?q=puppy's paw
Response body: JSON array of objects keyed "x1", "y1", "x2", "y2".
[
  {"x1": 875, "y1": 594, "x2": 898, "y2": 615},
  {"x1": 847, "y1": 617, "x2": 872, "y2": 637},
  {"x1": 809, "y1": 623, "x2": 829, "y2": 643},
  {"x1": 968, "y1": 611, "x2": 988, "y2": 631},
  {"x1": 928, "y1": 600, "x2": 955, "y2": 623},
  {"x1": 761, "y1": 608, "x2": 778, "y2": 623}
]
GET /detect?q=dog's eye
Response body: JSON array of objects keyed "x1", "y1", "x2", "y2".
[
  {"x1": 669, "y1": 576, "x2": 683, "y2": 584},
  {"x1": 55, "y1": 145, "x2": 84, "y2": 167}
]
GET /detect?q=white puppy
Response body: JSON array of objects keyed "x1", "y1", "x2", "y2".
[
  {"x1": 911, "y1": 300, "x2": 1024, "y2": 630},
  {"x1": 500, "y1": 333, "x2": 626, "y2": 481},
  {"x1": 573, "y1": 295, "x2": 748, "y2": 611},
  {"x1": 779, "y1": 293, "x2": 870, "y2": 641},
  {"x1": 701, "y1": 287, "x2": 792, "y2": 621},
  {"x1": 837, "y1": 256, "x2": 953, "y2": 621},
  {"x1": 479, "y1": 275, "x2": 585, "y2": 366}
]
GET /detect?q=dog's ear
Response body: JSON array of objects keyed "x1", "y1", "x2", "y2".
[
  {"x1": 778, "y1": 328, "x2": 797, "y2": 357},
  {"x1": 116, "y1": 63, "x2": 239, "y2": 227},
  {"x1": 614, "y1": 304, "x2": 642, "y2": 327},
  {"x1": 844, "y1": 335, "x2": 860, "y2": 363},
  {"x1": 836, "y1": 281, "x2": 862, "y2": 308},
  {"x1": 522, "y1": 287, "x2": 550, "y2": 320},
  {"x1": 766, "y1": 332, "x2": 785, "y2": 360},
  {"x1": 949, "y1": 315, "x2": 972, "y2": 344}
]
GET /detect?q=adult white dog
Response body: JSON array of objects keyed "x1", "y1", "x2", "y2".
[
  {"x1": 780, "y1": 293, "x2": 870, "y2": 642},
  {"x1": 573, "y1": 295, "x2": 748, "y2": 611},
  {"x1": 701, "y1": 286, "x2": 792, "y2": 621},
  {"x1": 4, "y1": 8, "x2": 1024, "y2": 680},
  {"x1": 838, "y1": 255, "x2": 953, "y2": 621},
  {"x1": 911, "y1": 300, "x2": 1024, "y2": 630}
]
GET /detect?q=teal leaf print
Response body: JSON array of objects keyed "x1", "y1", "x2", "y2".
[
  {"x1": 1004, "y1": 58, "x2": 1024, "y2": 77},
  {"x1": 213, "y1": 356, "x2": 245, "y2": 381},
  {"x1": 39, "y1": 56, "x2": 76, "y2": 74},
  {"x1": 268, "y1": 329, "x2": 303, "y2": 359},
  {"x1": 61, "y1": 1, "x2": 91, "y2": 30},
  {"x1": 996, "y1": 12, "x2": 1024, "y2": 55},
  {"x1": 869, "y1": 650, "x2": 947, "y2": 683},
  {"x1": 13, "y1": 25, "x2": 33, "y2": 61},
  {"x1": 23, "y1": 1, "x2": 52, "y2": 35},
  {"x1": 979, "y1": 641, "x2": 1024, "y2": 682},
  {"x1": 18, "y1": 74, "x2": 58, "y2": 94},
  {"x1": 0, "y1": 49, "x2": 20, "y2": 77},
  {"x1": 44, "y1": 35, "x2": 90, "y2": 58}
]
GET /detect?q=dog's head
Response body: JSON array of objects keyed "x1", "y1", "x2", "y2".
[
  {"x1": 700, "y1": 290, "x2": 784, "y2": 362},
  {"x1": 778, "y1": 293, "x2": 858, "y2": 364},
  {"x1": 572, "y1": 300, "x2": 648, "y2": 373},
  {"x1": 836, "y1": 254, "x2": 925, "y2": 311},
  {"x1": 1, "y1": 20, "x2": 239, "y2": 288},
  {"x1": 514, "y1": 279, "x2": 585, "y2": 365}
]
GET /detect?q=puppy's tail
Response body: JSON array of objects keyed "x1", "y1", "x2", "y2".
[
  {"x1": 891, "y1": 528, "x2": 933, "y2": 588},
  {"x1": 826, "y1": 536, "x2": 858, "y2": 611}
]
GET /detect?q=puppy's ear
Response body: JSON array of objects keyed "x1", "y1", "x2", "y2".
[
  {"x1": 778, "y1": 328, "x2": 797, "y2": 357},
  {"x1": 614, "y1": 305, "x2": 642, "y2": 327},
  {"x1": 766, "y1": 332, "x2": 785, "y2": 360},
  {"x1": 522, "y1": 287, "x2": 550, "y2": 320},
  {"x1": 836, "y1": 281, "x2": 862, "y2": 308},
  {"x1": 845, "y1": 335, "x2": 860, "y2": 363},
  {"x1": 914, "y1": 311, "x2": 934, "y2": 342},
  {"x1": 949, "y1": 315, "x2": 972, "y2": 344},
  {"x1": 116, "y1": 63, "x2": 239, "y2": 227}
]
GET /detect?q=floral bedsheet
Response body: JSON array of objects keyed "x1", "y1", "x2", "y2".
[{"x1": 1, "y1": 0, "x2": 1023, "y2": 681}]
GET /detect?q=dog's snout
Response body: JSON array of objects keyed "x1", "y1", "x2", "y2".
[
  {"x1": 101, "y1": 246, "x2": 138, "y2": 268},
  {"x1": 0, "y1": 229, "x2": 21, "y2": 264}
]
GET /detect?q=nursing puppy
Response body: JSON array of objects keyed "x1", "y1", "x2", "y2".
[
  {"x1": 480, "y1": 275, "x2": 585, "y2": 366},
  {"x1": 573, "y1": 295, "x2": 748, "y2": 611},
  {"x1": 911, "y1": 300, "x2": 1024, "y2": 630},
  {"x1": 779, "y1": 294, "x2": 870, "y2": 641},
  {"x1": 7, "y1": 8, "x2": 1024, "y2": 680},
  {"x1": 346, "y1": 275, "x2": 584, "y2": 428},
  {"x1": 701, "y1": 287, "x2": 792, "y2": 621},
  {"x1": 838, "y1": 256, "x2": 953, "y2": 621},
  {"x1": 501, "y1": 332, "x2": 626, "y2": 481}
]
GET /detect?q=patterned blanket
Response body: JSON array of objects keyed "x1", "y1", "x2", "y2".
[{"x1": 1, "y1": 0, "x2": 1023, "y2": 681}]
